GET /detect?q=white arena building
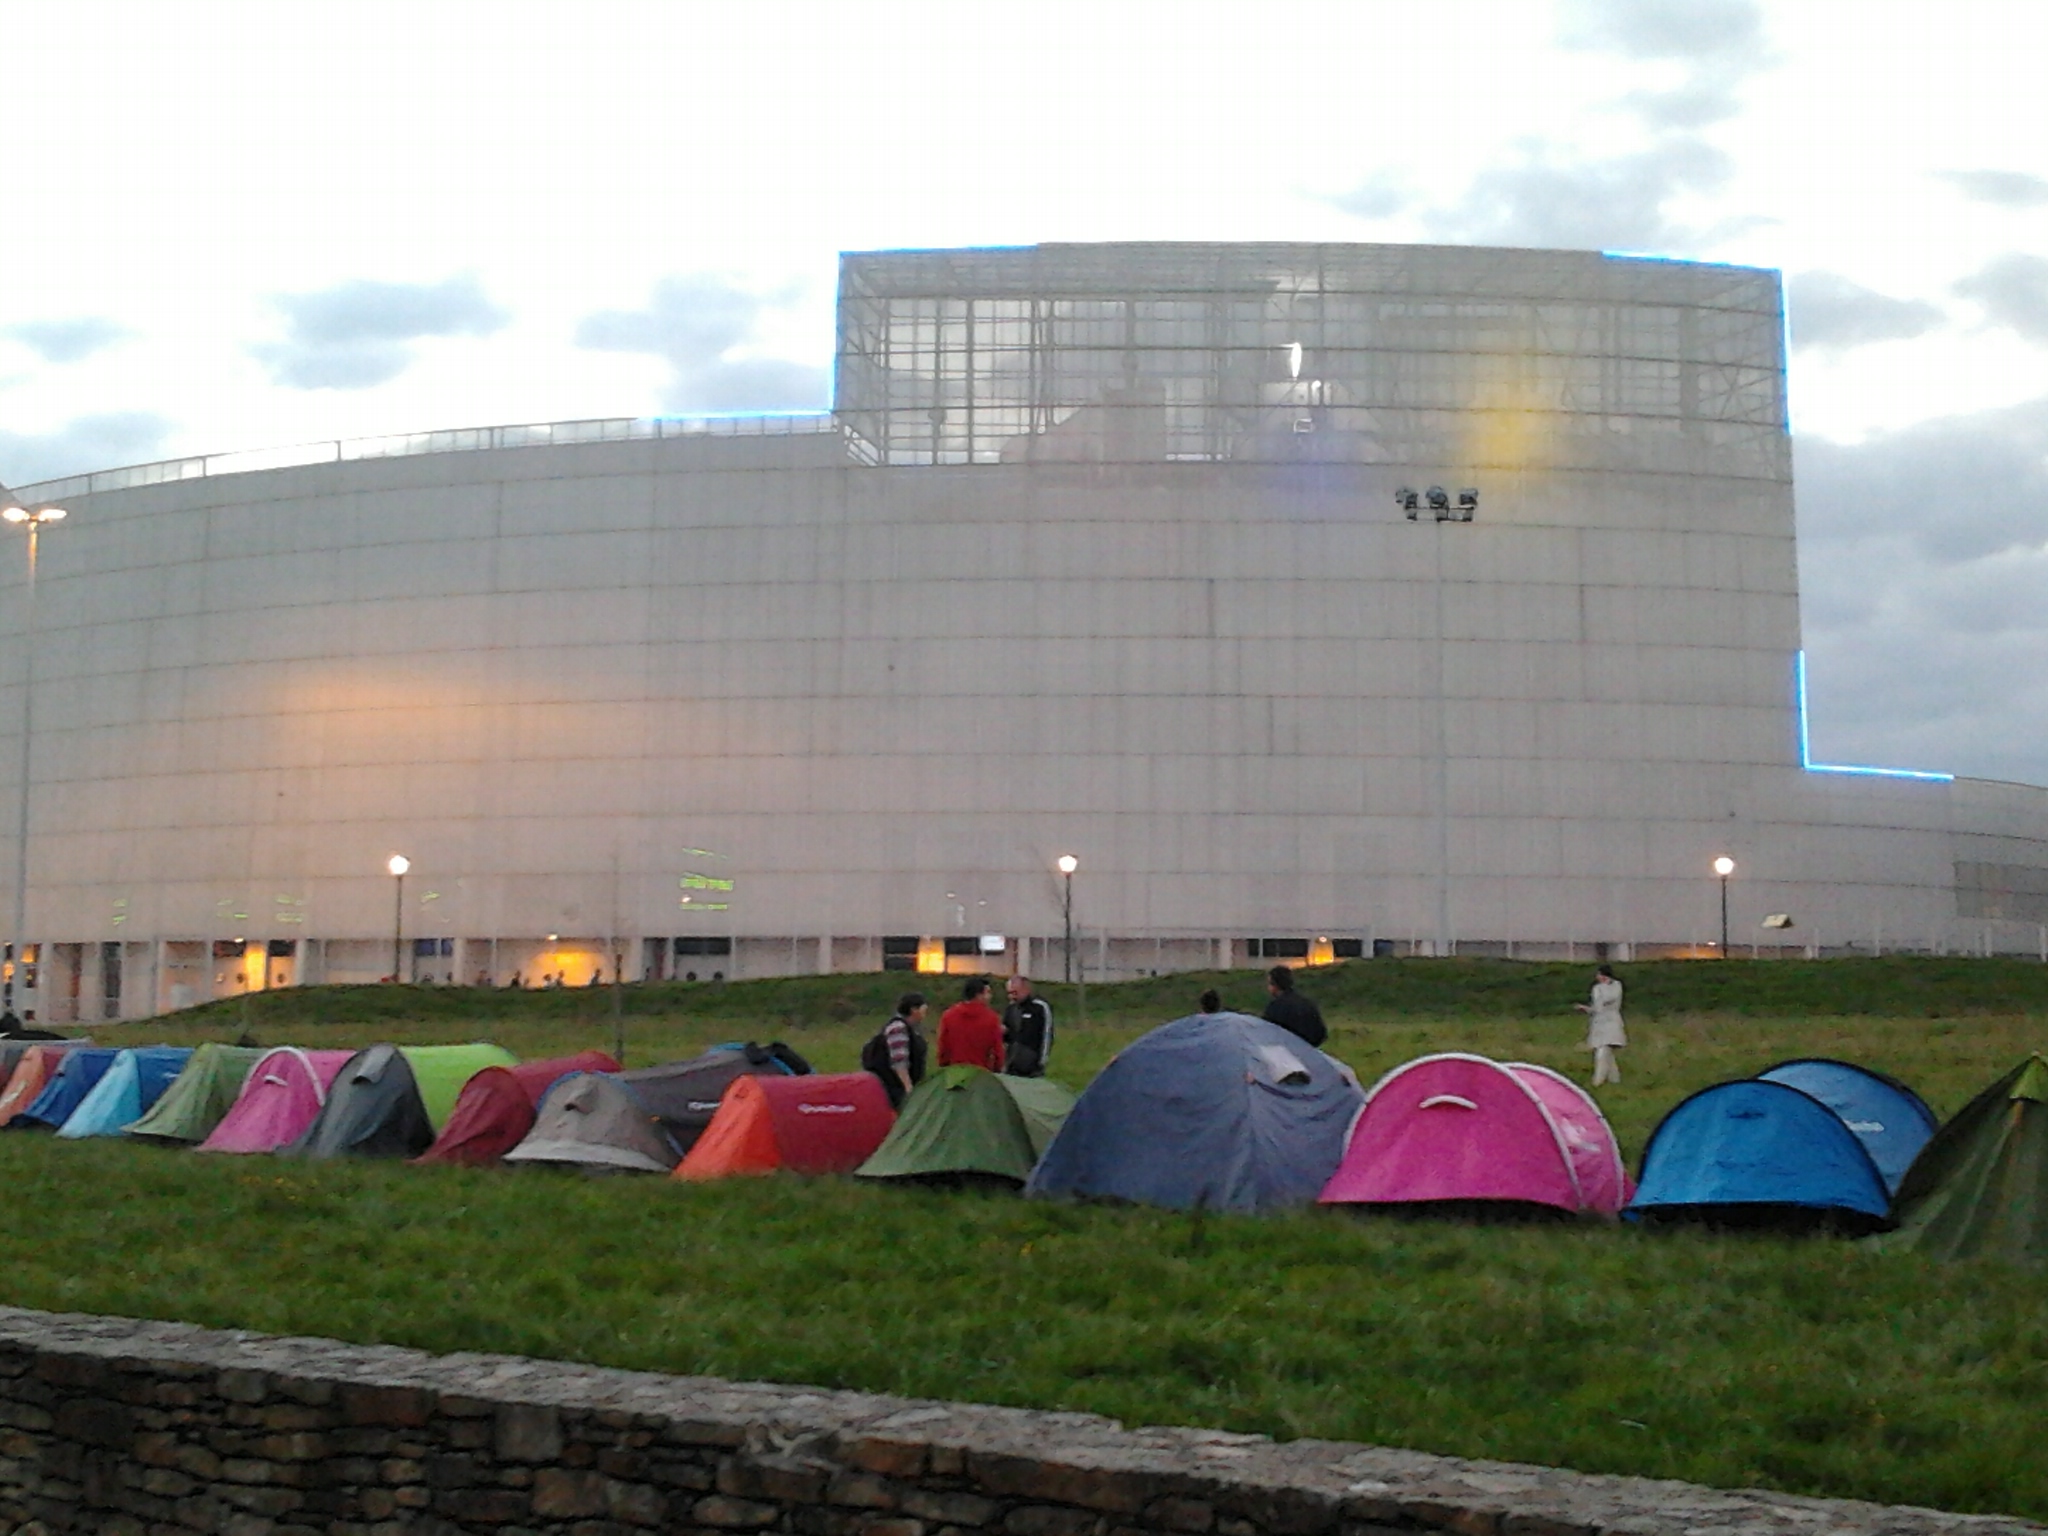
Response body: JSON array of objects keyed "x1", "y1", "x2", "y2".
[{"x1": 5, "y1": 241, "x2": 2048, "y2": 1021}]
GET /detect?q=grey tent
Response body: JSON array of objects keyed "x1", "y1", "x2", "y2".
[
  {"x1": 283, "y1": 1045, "x2": 434, "y2": 1160},
  {"x1": 620, "y1": 1044, "x2": 806, "y2": 1154},
  {"x1": 503, "y1": 1073, "x2": 680, "y2": 1174}
]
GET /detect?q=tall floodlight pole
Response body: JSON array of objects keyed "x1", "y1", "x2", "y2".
[
  {"x1": 3, "y1": 500, "x2": 66, "y2": 1019},
  {"x1": 387, "y1": 854, "x2": 410, "y2": 981},
  {"x1": 1057, "y1": 855, "x2": 1077, "y2": 984},
  {"x1": 1713, "y1": 856, "x2": 1736, "y2": 958}
]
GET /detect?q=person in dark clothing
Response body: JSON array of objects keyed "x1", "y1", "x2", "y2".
[
  {"x1": 1197, "y1": 988, "x2": 1222, "y2": 1014},
  {"x1": 1001, "y1": 975, "x2": 1053, "y2": 1077},
  {"x1": 1262, "y1": 965, "x2": 1327, "y2": 1047},
  {"x1": 860, "y1": 992, "x2": 929, "y2": 1109}
]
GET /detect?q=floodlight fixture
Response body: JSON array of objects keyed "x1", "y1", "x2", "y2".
[
  {"x1": 1396, "y1": 487, "x2": 1420, "y2": 518},
  {"x1": 1456, "y1": 488, "x2": 1478, "y2": 520},
  {"x1": 1426, "y1": 486, "x2": 1450, "y2": 513}
]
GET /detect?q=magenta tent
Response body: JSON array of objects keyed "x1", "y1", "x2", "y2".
[
  {"x1": 196, "y1": 1047, "x2": 354, "y2": 1154},
  {"x1": 1320, "y1": 1053, "x2": 1630, "y2": 1217}
]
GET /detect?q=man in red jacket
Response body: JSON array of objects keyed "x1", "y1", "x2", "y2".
[{"x1": 938, "y1": 976, "x2": 1006, "y2": 1071}]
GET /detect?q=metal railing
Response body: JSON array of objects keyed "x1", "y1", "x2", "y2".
[{"x1": 13, "y1": 412, "x2": 841, "y2": 503}]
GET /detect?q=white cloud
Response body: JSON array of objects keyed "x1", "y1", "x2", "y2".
[
  {"x1": 1786, "y1": 272, "x2": 1943, "y2": 355},
  {"x1": 254, "y1": 274, "x2": 510, "y2": 391},
  {"x1": 574, "y1": 277, "x2": 828, "y2": 414},
  {"x1": 1954, "y1": 254, "x2": 2048, "y2": 347}
]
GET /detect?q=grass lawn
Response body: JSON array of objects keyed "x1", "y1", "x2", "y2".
[{"x1": 6, "y1": 958, "x2": 2047, "y2": 1517}]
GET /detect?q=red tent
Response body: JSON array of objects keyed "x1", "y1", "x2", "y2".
[
  {"x1": 674, "y1": 1072, "x2": 893, "y2": 1180},
  {"x1": 414, "y1": 1050, "x2": 620, "y2": 1166}
]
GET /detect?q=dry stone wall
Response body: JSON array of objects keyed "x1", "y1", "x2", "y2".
[{"x1": 0, "y1": 1305, "x2": 2034, "y2": 1536}]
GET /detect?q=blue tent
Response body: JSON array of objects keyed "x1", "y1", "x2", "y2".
[
  {"x1": 1627, "y1": 1078, "x2": 1892, "y2": 1231},
  {"x1": 16, "y1": 1048, "x2": 121, "y2": 1130},
  {"x1": 1026, "y1": 1013, "x2": 1363, "y2": 1213},
  {"x1": 55, "y1": 1047, "x2": 195, "y2": 1139},
  {"x1": 1755, "y1": 1058, "x2": 1936, "y2": 1194}
]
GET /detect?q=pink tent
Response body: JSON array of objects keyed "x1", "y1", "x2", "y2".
[
  {"x1": 1319, "y1": 1052, "x2": 1630, "y2": 1216},
  {"x1": 196, "y1": 1047, "x2": 354, "y2": 1154}
]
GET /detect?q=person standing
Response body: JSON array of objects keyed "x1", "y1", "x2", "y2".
[
  {"x1": 861, "y1": 991, "x2": 929, "y2": 1109},
  {"x1": 1575, "y1": 964, "x2": 1627, "y2": 1086},
  {"x1": 1262, "y1": 965, "x2": 1327, "y2": 1047},
  {"x1": 1001, "y1": 975, "x2": 1054, "y2": 1077},
  {"x1": 939, "y1": 976, "x2": 1006, "y2": 1071}
]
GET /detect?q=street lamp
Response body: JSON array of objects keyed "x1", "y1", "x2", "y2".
[
  {"x1": 1056, "y1": 855, "x2": 1078, "y2": 984},
  {"x1": 2, "y1": 498, "x2": 66, "y2": 1020},
  {"x1": 387, "y1": 854, "x2": 410, "y2": 982},
  {"x1": 1712, "y1": 856, "x2": 1736, "y2": 958}
]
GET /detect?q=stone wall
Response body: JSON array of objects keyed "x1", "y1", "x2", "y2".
[{"x1": 0, "y1": 1306, "x2": 2034, "y2": 1536}]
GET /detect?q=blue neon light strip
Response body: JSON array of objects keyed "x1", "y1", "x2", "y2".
[{"x1": 1795, "y1": 650, "x2": 1953, "y2": 782}]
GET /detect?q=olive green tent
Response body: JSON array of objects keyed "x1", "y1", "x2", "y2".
[
  {"x1": 124, "y1": 1043, "x2": 267, "y2": 1143},
  {"x1": 1879, "y1": 1054, "x2": 2048, "y2": 1264},
  {"x1": 856, "y1": 1066, "x2": 1075, "y2": 1185}
]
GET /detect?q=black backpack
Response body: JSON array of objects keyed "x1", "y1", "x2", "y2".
[{"x1": 861, "y1": 1018, "x2": 927, "y2": 1082}]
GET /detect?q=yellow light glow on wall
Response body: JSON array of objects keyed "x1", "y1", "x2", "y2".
[
  {"x1": 1308, "y1": 937, "x2": 1336, "y2": 967},
  {"x1": 915, "y1": 938, "x2": 946, "y2": 974}
]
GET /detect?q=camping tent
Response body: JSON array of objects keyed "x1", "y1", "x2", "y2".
[
  {"x1": 285, "y1": 1042, "x2": 516, "y2": 1160},
  {"x1": 674, "y1": 1072, "x2": 894, "y2": 1180},
  {"x1": 856, "y1": 1066, "x2": 1076, "y2": 1185},
  {"x1": 620, "y1": 1044, "x2": 807, "y2": 1154},
  {"x1": 1754, "y1": 1058, "x2": 1936, "y2": 1194},
  {"x1": 1319, "y1": 1053, "x2": 1630, "y2": 1216},
  {"x1": 15, "y1": 1048, "x2": 121, "y2": 1130},
  {"x1": 503, "y1": 1073, "x2": 680, "y2": 1174},
  {"x1": 1025, "y1": 1013, "x2": 1363, "y2": 1213},
  {"x1": 126, "y1": 1044, "x2": 268, "y2": 1143},
  {"x1": 0, "y1": 1044, "x2": 86, "y2": 1128},
  {"x1": 1626, "y1": 1078, "x2": 1893, "y2": 1231},
  {"x1": 0, "y1": 1037, "x2": 82, "y2": 1089},
  {"x1": 197, "y1": 1048, "x2": 354, "y2": 1154},
  {"x1": 1878, "y1": 1055, "x2": 2048, "y2": 1263},
  {"x1": 55, "y1": 1047, "x2": 194, "y2": 1139},
  {"x1": 415, "y1": 1050, "x2": 621, "y2": 1166}
]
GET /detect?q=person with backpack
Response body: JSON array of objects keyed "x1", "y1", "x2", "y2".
[{"x1": 862, "y1": 992, "x2": 929, "y2": 1109}]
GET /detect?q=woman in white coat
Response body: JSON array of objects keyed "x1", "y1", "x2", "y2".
[{"x1": 1574, "y1": 964, "x2": 1626, "y2": 1086}]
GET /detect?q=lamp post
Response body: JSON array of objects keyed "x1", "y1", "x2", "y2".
[
  {"x1": 1057, "y1": 855, "x2": 1077, "y2": 984},
  {"x1": 387, "y1": 854, "x2": 410, "y2": 982},
  {"x1": 2, "y1": 499, "x2": 66, "y2": 1019},
  {"x1": 1713, "y1": 856, "x2": 1736, "y2": 958}
]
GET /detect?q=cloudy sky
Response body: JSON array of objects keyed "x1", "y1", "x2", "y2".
[{"x1": 3, "y1": 0, "x2": 2046, "y2": 783}]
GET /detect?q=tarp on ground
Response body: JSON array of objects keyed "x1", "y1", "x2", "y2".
[
  {"x1": 1626, "y1": 1078, "x2": 1893, "y2": 1231},
  {"x1": 0, "y1": 1044, "x2": 86, "y2": 1128},
  {"x1": 1320, "y1": 1054, "x2": 1630, "y2": 1216},
  {"x1": 1026, "y1": 1013, "x2": 1364, "y2": 1213},
  {"x1": 197, "y1": 1048, "x2": 354, "y2": 1154},
  {"x1": 126, "y1": 1044, "x2": 268, "y2": 1143},
  {"x1": 1755, "y1": 1058, "x2": 1937, "y2": 1195},
  {"x1": 675, "y1": 1072, "x2": 894, "y2": 1180},
  {"x1": 857, "y1": 1065, "x2": 1075, "y2": 1185},
  {"x1": 285, "y1": 1043, "x2": 513, "y2": 1159},
  {"x1": 503, "y1": 1073, "x2": 680, "y2": 1174},
  {"x1": 17, "y1": 1048, "x2": 121, "y2": 1130},
  {"x1": 415, "y1": 1050, "x2": 621, "y2": 1166},
  {"x1": 1877, "y1": 1054, "x2": 2048, "y2": 1264},
  {"x1": 55, "y1": 1047, "x2": 194, "y2": 1138},
  {"x1": 620, "y1": 1044, "x2": 807, "y2": 1154}
]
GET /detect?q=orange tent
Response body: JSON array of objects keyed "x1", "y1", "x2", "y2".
[
  {"x1": 674, "y1": 1072, "x2": 893, "y2": 1180},
  {"x1": 0, "y1": 1046, "x2": 66, "y2": 1128}
]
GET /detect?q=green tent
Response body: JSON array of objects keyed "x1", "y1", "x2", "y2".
[
  {"x1": 399, "y1": 1043, "x2": 519, "y2": 1130},
  {"x1": 124, "y1": 1043, "x2": 267, "y2": 1143},
  {"x1": 857, "y1": 1066, "x2": 1075, "y2": 1185},
  {"x1": 1879, "y1": 1055, "x2": 2048, "y2": 1264}
]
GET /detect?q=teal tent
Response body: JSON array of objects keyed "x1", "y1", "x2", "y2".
[{"x1": 56, "y1": 1048, "x2": 194, "y2": 1139}]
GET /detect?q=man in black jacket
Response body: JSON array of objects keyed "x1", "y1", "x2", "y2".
[
  {"x1": 1262, "y1": 965, "x2": 1327, "y2": 1047},
  {"x1": 1002, "y1": 975, "x2": 1054, "y2": 1077}
]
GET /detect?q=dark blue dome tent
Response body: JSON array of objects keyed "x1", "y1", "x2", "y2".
[
  {"x1": 1025, "y1": 1012, "x2": 1362, "y2": 1213},
  {"x1": 1754, "y1": 1058, "x2": 1936, "y2": 1194},
  {"x1": 1626, "y1": 1078, "x2": 1894, "y2": 1233}
]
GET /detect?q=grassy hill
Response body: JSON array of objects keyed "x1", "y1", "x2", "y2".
[{"x1": 11, "y1": 957, "x2": 2044, "y2": 1518}]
